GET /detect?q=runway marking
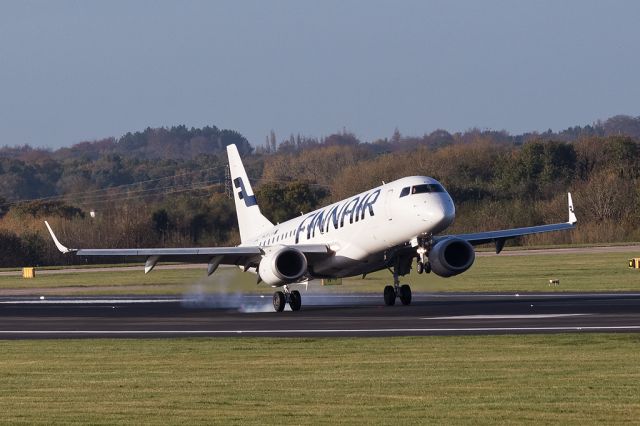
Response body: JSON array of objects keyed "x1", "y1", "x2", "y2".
[
  {"x1": 0, "y1": 295, "x2": 381, "y2": 305},
  {"x1": 2, "y1": 325, "x2": 640, "y2": 335},
  {"x1": 423, "y1": 314, "x2": 590, "y2": 320},
  {"x1": 0, "y1": 299, "x2": 181, "y2": 304},
  {"x1": 3, "y1": 293, "x2": 640, "y2": 305},
  {"x1": 425, "y1": 293, "x2": 640, "y2": 298}
]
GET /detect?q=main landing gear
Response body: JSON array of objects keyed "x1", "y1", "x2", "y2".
[
  {"x1": 383, "y1": 264, "x2": 412, "y2": 306},
  {"x1": 272, "y1": 286, "x2": 301, "y2": 312}
]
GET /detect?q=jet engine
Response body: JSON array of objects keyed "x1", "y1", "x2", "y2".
[
  {"x1": 258, "y1": 247, "x2": 308, "y2": 286},
  {"x1": 428, "y1": 238, "x2": 475, "y2": 277}
]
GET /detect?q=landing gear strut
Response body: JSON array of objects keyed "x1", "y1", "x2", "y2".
[
  {"x1": 383, "y1": 262, "x2": 412, "y2": 306},
  {"x1": 415, "y1": 235, "x2": 432, "y2": 275},
  {"x1": 272, "y1": 286, "x2": 302, "y2": 312}
]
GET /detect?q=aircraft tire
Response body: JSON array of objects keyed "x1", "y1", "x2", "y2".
[
  {"x1": 383, "y1": 285, "x2": 396, "y2": 306},
  {"x1": 273, "y1": 291, "x2": 286, "y2": 312},
  {"x1": 289, "y1": 290, "x2": 302, "y2": 311},
  {"x1": 417, "y1": 262, "x2": 424, "y2": 274},
  {"x1": 399, "y1": 284, "x2": 412, "y2": 305}
]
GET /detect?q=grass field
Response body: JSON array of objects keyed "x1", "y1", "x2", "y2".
[
  {"x1": 0, "y1": 335, "x2": 639, "y2": 424},
  {"x1": 1, "y1": 249, "x2": 639, "y2": 295},
  {"x1": 2, "y1": 251, "x2": 639, "y2": 424}
]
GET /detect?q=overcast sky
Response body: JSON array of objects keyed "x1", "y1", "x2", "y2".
[{"x1": 1, "y1": 0, "x2": 639, "y2": 149}]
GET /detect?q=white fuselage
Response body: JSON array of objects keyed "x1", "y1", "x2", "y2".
[{"x1": 244, "y1": 176, "x2": 456, "y2": 278}]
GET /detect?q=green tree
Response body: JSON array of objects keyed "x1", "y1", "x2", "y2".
[
  {"x1": 152, "y1": 208, "x2": 174, "y2": 238},
  {"x1": 256, "y1": 181, "x2": 328, "y2": 223},
  {"x1": 11, "y1": 201, "x2": 85, "y2": 219}
]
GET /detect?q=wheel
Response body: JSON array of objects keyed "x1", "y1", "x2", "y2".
[
  {"x1": 417, "y1": 261, "x2": 424, "y2": 274},
  {"x1": 383, "y1": 285, "x2": 396, "y2": 306},
  {"x1": 273, "y1": 291, "x2": 286, "y2": 312},
  {"x1": 399, "y1": 284, "x2": 412, "y2": 305},
  {"x1": 424, "y1": 262, "x2": 431, "y2": 274},
  {"x1": 289, "y1": 290, "x2": 302, "y2": 311}
]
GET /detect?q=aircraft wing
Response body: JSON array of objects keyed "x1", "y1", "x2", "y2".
[
  {"x1": 435, "y1": 193, "x2": 577, "y2": 253},
  {"x1": 44, "y1": 221, "x2": 330, "y2": 274}
]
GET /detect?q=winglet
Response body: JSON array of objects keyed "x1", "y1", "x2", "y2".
[
  {"x1": 44, "y1": 221, "x2": 76, "y2": 254},
  {"x1": 568, "y1": 193, "x2": 577, "y2": 224}
]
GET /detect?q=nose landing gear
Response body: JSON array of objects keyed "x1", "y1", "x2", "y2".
[
  {"x1": 415, "y1": 237, "x2": 432, "y2": 274},
  {"x1": 416, "y1": 260, "x2": 431, "y2": 274}
]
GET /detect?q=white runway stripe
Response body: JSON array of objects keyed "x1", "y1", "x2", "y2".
[
  {"x1": 2, "y1": 292, "x2": 640, "y2": 305},
  {"x1": 2, "y1": 325, "x2": 640, "y2": 335},
  {"x1": 423, "y1": 314, "x2": 590, "y2": 320},
  {"x1": 0, "y1": 299, "x2": 180, "y2": 304}
]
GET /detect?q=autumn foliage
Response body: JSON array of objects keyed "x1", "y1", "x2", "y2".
[{"x1": 2, "y1": 116, "x2": 640, "y2": 267}]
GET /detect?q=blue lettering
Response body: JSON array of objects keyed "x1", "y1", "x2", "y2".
[
  {"x1": 340, "y1": 197, "x2": 360, "y2": 227},
  {"x1": 295, "y1": 216, "x2": 312, "y2": 244},
  {"x1": 328, "y1": 203, "x2": 347, "y2": 231},
  {"x1": 309, "y1": 210, "x2": 326, "y2": 238},
  {"x1": 354, "y1": 195, "x2": 368, "y2": 222},
  {"x1": 292, "y1": 188, "x2": 382, "y2": 242},
  {"x1": 360, "y1": 189, "x2": 381, "y2": 219}
]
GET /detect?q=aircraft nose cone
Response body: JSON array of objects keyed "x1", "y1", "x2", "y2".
[
  {"x1": 441, "y1": 199, "x2": 455, "y2": 226},
  {"x1": 429, "y1": 195, "x2": 455, "y2": 232}
]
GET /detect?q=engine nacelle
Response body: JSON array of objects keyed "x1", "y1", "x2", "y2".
[
  {"x1": 258, "y1": 247, "x2": 308, "y2": 286},
  {"x1": 428, "y1": 238, "x2": 475, "y2": 277}
]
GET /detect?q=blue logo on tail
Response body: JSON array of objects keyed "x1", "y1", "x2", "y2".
[{"x1": 233, "y1": 178, "x2": 258, "y2": 207}]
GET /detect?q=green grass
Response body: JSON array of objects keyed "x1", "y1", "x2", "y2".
[
  {"x1": 1, "y1": 250, "x2": 640, "y2": 295},
  {"x1": 0, "y1": 335, "x2": 639, "y2": 424}
]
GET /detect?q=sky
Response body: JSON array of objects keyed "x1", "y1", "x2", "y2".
[{"x1": 1, "y1": 0, "x2": 639, "y2": 149}]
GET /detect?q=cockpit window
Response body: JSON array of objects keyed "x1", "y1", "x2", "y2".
[
  {"x1": 411, "y1": 184, "x2": 445, "y2": 194},
  {"x1": 399, "y1": 187, "x2": 410, "y2": 197}
]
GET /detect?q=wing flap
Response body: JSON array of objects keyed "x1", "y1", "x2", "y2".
[
  {"x1": 45, "y1": 220, "x2": 333, "y2": 274},
  {"x1": 76, "y1": 247, "x2": 262, "y2": 257}
]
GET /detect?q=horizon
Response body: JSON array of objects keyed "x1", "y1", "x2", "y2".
[{"x1": 3, "y1": 113, "x2": 636, "y2": 152}]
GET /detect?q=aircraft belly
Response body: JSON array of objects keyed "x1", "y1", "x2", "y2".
[{"x1": 311, "y1": 250, "x2": 386, "y2": 278}]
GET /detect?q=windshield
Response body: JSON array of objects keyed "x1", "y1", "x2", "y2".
[
  {"x1": 400, "y1": 183, "x2": 446, "y2": 197},
  {"x1": 411, "y1": 184, "x2": 445, "y2": 194}
]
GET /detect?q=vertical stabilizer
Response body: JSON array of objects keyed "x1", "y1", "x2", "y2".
[{"x1": 227, "y1": 144, "x2": 274, "y2": 242}]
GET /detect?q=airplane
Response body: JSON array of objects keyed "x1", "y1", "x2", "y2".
[{"x1": 45, "y1": 143, "x2": 577, "y2": 312}]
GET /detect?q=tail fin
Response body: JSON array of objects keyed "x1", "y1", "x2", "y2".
[{"x1": 227, "y1": 144, "x2": 274, "y2": 243}]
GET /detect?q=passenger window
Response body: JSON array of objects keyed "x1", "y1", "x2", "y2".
[{"x1": 400, "y1": 187, "x2": 410, "y2": 197}]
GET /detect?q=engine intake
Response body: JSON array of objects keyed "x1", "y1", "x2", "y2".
[
  {"x1": 258, "y1": 247, "x2": 308, "y2": 286},
  {"x1": 428, "y1": 238, "x2": 475, "y2": 277}
]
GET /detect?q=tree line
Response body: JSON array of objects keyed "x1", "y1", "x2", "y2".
[{"x1": 2, "y1": 116, "x2": 640, "y2": 267}]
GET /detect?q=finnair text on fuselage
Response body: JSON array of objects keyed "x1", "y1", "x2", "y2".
[
  {"x1": 295, "y1": 188, "x2": 381, "y2": 243},
  {"x1": 251, "y1": 186, "x2": 382, "y2": 246}
]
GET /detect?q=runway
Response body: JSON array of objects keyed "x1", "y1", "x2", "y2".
[{"x1": 1, "y1": 292, "x2": 640, "y2": 338}]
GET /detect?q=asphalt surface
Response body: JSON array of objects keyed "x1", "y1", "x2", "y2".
[{"x1": 1, "y1": 292, "x2": 640, "y2": 338}]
